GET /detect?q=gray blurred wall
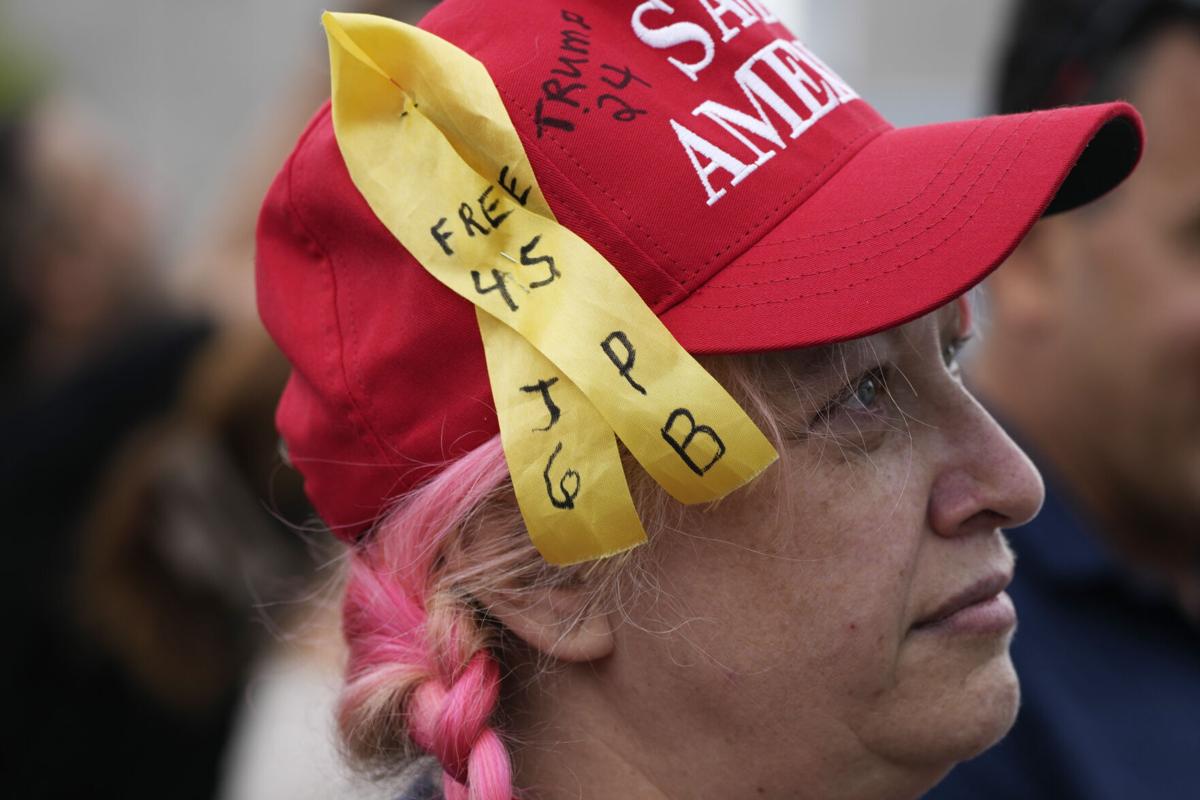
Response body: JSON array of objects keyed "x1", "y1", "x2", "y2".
[
  {"x1": 794, "y1": 0, "x2": 1010, "y2": 125},
  {"x1": 2, "y1": 0, "x2": 1010, "y2": 260},
  {"x1": 4, "y1": 0, "x2": 330, "y2": 258}
]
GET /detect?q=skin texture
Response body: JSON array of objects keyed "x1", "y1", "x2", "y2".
[
  {"x1": 491, "y1": 303, "x2": 1045, "y2": 800},
  {"x1": 973, "y1": 25, "x2": 1200, "y2": 613}
]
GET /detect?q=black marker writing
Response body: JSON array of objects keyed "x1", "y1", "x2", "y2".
[
  {"x1": 543, "y1": 441, "x2": 581, "y2": 509},
  {"x1": 532, "y1": 9, "x2": 648, "y2": 137},
  {"x1": 542, "y1": 78, "x2": 586, "y2": 108},
  {"x1": 458, "y1": 202, "x2": 490, "y2": 237},
  {"x1": 560, "y1": 27, "x2": 589, "y2": 55},
  {"x1": 561, "y1": 9, "x2": 590, "y2": 29},
  {"x1": 521, "y1": 377, "x2": 561, "y2": 432},
  {"x1": 471, "y1": 268, "x2": 518, "y2": 311},
  {"x1": 477, "y1": 185, "x2": 512, "y2": 229},
  {"x1": 535, "y1": 9, "x2": 591, "y2": 137},
  {"x1": 600, "y1": 331, "x2": 647, "y2": 395},
  {"x1": 551, "y1": 55, "x2": 587, "y2": 79},
  {"x1": 520, "y1": 235, "x2": 560, "y2": 288},
  {"x1": 535, "y1": 97, "x2": 576, "y2": 137},
  {"x1": 661, "y1": 408, "x2": 726, "y2": 476},
  {"x1": 599, "y1": 64, "x2": 651, "y2": 90},
  {"x1": 598, "y1": 93, "x2": 648, "y2": 122},
  {"x1": 431, "y1": 217, "x2": 454, "y2": 255},
  {"x1": 499, "y1": 165, "x2": 531, "y2": 206},
  {"x1": 550, "y1": 11, "x2": 590, "y2": 78}
]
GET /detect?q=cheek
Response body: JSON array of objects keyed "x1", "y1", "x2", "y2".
[
  {"x1": 626, "y1": 435, "x2": 937, "y2": 746},
  {"x1": 731, "y1": 440, "x2": 933, "y2": 700}
]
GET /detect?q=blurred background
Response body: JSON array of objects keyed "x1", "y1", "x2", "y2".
[
  {"x1": 0, "y1": 0, "x2": 1006, "y2": 262},
  {"x1": 3, "y1": 1, "x2": 1196, "y2": 799}
]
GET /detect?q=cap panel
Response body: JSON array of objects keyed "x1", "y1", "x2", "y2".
[
  {"x1": 291, "y1": 108, "x2": 496, "y2": 463},
  {"x1": 257, "y1": 109, "x2": 403, "y2": 532},
  {"x1": 421, "y1": 0, "x2": 891, "y2": 308},
  {"x1": 258, "y1": 102, "x2": 498, "y2": 536}
]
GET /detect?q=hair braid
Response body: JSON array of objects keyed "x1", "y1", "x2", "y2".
[
  {"x1": 337, "y1": 438, "x2": 516, "y2": 799},
  {"x1": 409, "y1": 650, "x2": 510, "y2": 799}
]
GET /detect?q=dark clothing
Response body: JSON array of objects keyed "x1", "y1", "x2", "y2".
[
  {"x1": 926, "y1": 466, "x2": 1200, "y2": 799},
  {"x1": 1, "y1": 317, "x2": 236, "y2": 800},
  {"x1": 395, "y1": 759, "x2": 443, "y2": 800}
]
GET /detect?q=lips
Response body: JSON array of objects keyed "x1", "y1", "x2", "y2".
[{"x1": 914, "y1": 570, "x2": 1014, "y2": 630}]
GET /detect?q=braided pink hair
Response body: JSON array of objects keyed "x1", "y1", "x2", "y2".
[{"x1": 338, "y1": 437, "x2": 519, "y2": 799}]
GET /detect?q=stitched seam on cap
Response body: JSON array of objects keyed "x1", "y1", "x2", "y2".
[
  {"x1": 677, "y1": 117, "x2": 890, "y2": 286},
  {"x1": 283, "y1": 107, "x2": 398, "y2": 477},
  {"x1": 688, "y1": 112, "x2": 1047, "y2": 308},
  {"x1": 705, "y1": 116, "x2": 1023, "y2": 286},
  {"x1": 749, "y1": 117, "x2": 995, "y2": 250}
]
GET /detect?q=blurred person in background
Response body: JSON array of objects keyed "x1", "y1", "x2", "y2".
[
  {"x1": 927, "y1": 1, "x2": 1200, "y2": 798},
  {"x1": 0, "y1": 33, "x2": 312, "y2": 800},
  {"x1": 0, "y1": 87, "x2": 226, "y2": 797},
  {"x1": 2, "y1": 2, "x2": 435, "y2": 797}
]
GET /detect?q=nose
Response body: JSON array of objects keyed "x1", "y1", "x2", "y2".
[{"x1": 927, "y1": 393, "x2": 1045, "y2": 538}]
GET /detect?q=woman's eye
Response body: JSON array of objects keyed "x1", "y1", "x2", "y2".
[
  {"x1": 803, "y1": 366, "x2": 896, "y2": 452},
  {"x1": 820, "y1": 367, "x2": 890, "y2": 420},
  {"x1": 847, "y1": 372, "x2": 882, "y2": 410}
]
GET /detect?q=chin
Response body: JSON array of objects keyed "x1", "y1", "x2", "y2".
[
  {"x1": 950, "y1": 653, "x2": 1021, "y2": 761},
  {"x1": 866, "y1": 647, "x2": 1021, "y2": 772}
]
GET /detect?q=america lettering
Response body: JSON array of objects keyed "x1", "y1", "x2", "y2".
[{"x1": 631, "y1": 1, "x2": 859, "y2": 205}]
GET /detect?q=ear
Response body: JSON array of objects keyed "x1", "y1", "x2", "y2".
[
  {"x1": 477, "y1": 580, "x2": 616, "y2": 664},
  {"x1": 986, "y1": 217, "x2": 1077, "y2": 334}
]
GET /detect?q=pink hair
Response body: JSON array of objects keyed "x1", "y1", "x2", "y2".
[{"x1": 339, "y1": 436, "x2": 516, "y2": 799}]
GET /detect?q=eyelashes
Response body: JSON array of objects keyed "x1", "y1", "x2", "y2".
[
  {"x1": 811, "y1": 366, "x2": 892, "y2": 427},
  {"x1": 803, "y1": 364, "x2": 898, "y2": 457},
  {"x1": 807, "y1": 332, "x2": 973, "y2": 435}
]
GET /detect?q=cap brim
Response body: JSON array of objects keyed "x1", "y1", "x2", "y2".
[{"x1": 662, "y1": 102, "x2": 1142, "y2": 353}]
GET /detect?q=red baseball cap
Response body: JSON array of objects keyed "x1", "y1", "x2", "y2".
[{"x1": 256, "y1": 0, "x2": 1143, "y2": 539}]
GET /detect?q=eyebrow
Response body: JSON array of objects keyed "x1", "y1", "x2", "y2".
[
  {"x1": 771, "y1": 339, "x2": 885, "y2": 402},
  {"x1": 767, "y1": 340, "x2": 867, "y2": 378}
]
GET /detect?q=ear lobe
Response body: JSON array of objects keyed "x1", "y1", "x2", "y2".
[{"x1": 480, "y1": 583, "x2": 615, "y2": 664}]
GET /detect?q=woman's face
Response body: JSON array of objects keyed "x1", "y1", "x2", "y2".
[{"x1": 609, "y1": 303, "x2": 1045, "y2": 797}]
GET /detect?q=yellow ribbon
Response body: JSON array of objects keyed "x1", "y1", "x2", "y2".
[{"x1": 324, "y1": 12, "x2": 777, "y2": 564}]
